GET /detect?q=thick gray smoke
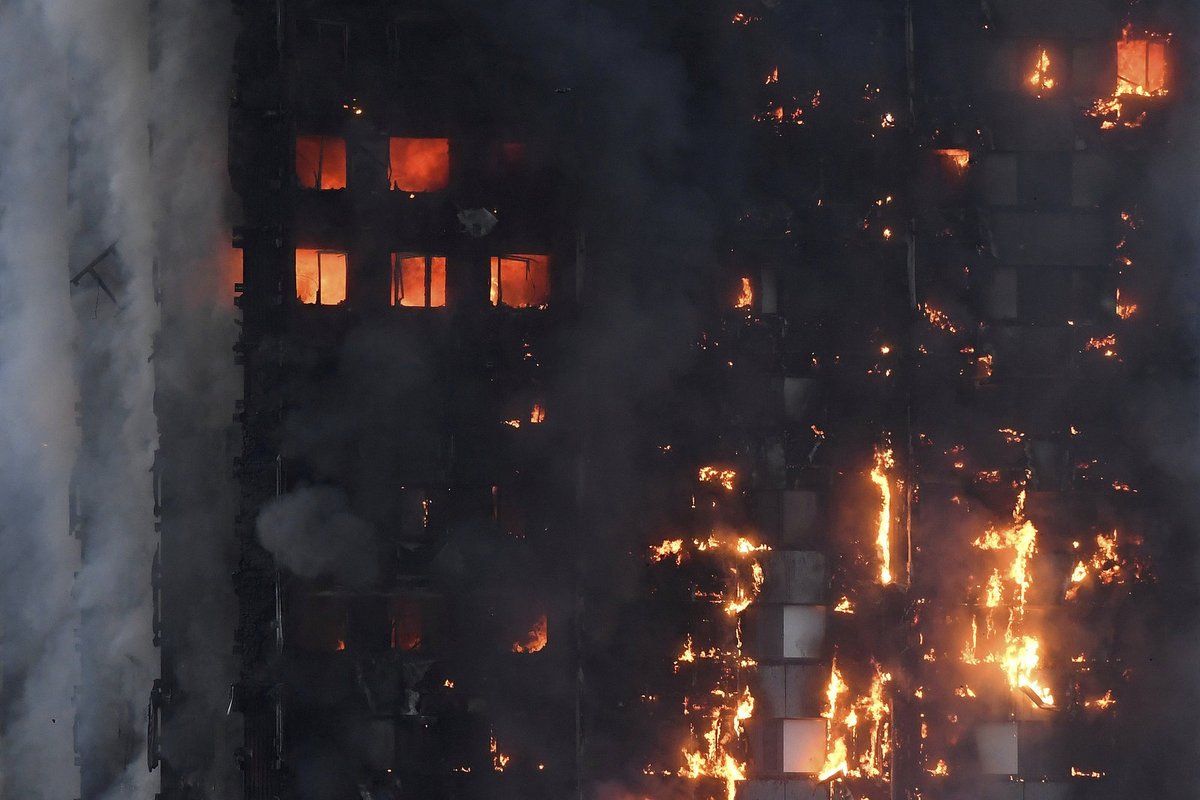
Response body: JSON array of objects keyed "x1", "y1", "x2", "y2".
[
  {"x1": 0, "y1": 1, "x2": 235, "y2": 797},
  {"x1": 258, "y1": 487, "x2": 381, "y2": 588}
]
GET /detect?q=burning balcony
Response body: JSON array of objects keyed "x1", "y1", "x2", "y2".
[
  {"x1": 295, "y1": 135, "x2": 347, "y2": 190},
  {"x1": 295, "y1": 249, "x2": 347, "y2": 305},
  {"x1": 389, "y1": 137, "x2": 450, "y2": 193},
  {"x1": 490, "y1": 254, "x2": 550, "y2": 308},
  {"x1": 391, "y1": 254, "x2": 447, "y2": 308}
]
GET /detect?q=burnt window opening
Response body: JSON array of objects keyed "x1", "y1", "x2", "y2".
[
  {"x1": 390, "y1": 596, "x2": 424, "y2": 651},
  {"x1": 297, "y1": 18, "x2": 349, "y2": 70},
  {"x1": 1116, "y1": 37, "x2": 1168, "y2": 95},
  {"x1": 490, "y1": 254, "x2": 550, "y2": 308},
  {"x1": 388, "y1": 137, "x2": 450, "y2": 193},
  {"x1": 295, "y1": 136, "x2": 347, "y2": 190},
  {"x1": 295, "y1": 249, "x2": 347, "y2": 306},
  {"x1": 392, "y1": 254, "x2": 447, "y2": 307}
]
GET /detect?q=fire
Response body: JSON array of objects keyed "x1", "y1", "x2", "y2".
[
  {"x1": 1064, "y1": 530, "x2": 1148, "y2": 600},
  {"x1": 870, "y1": 446, "x2": 895, "y2": 585},
  {"x1": 926, "y1": 759, "x2": 949, "y2": 777},
  {"x1": 1028, "y1": 48, "x2": 1055, "y2": 95},
  {"x1": 389, "y1": 137, "x2": 450, "y2": 193},
  {"x1": 698, "y1": 466, "x2": 737, "y2": 491},
  {"x1": 512, "y1": 614, "x2": 548, "y2": 653},
  {"x1": 530, "y1": 404, "x2": 546, "y2": 424},
  {"x1": 1088, "y1": 27, "x2": 1169, "y2": 129},
  {"x1": 1071, "y1": 768, "x2": 1104, "y2": 779},
  {"x1": 954, "y1": 685, "x2": 976, "y2": 698},
  {"x1": 658, "y1": 532, "x2": 767, "y2": 799},
  {"x1": 963, "y1": 487, "x2": 1055, "y2": 708},
  {"x1": 764, "y1": 68, "x2": 778, "y2": 85},
  {"x1": 735, "y1": 277, "x2": 753, "y2": 309},
  {"x1": 490, "y1": 734, "x2": 510, "y2": 771},
  {"x1": 921, "y1": 303, "x2": 959, "y2": 334},
  {"x1": 818, "y1": 659, "x2": 893, "y2": 783},
  {"x1": 1085, "y1": 690, "x2": 1116, "y2": 710},
  {"x1": 935, "y1": 148, "x2": 970, "y2": 173},
  {"x1": 443, "y1": 679, "x2": 454, "y2": 689},
  {"x1": 833, "y1": 596, "x2": 855, "y2": 614},
  {"x1": 335, "y1": 639, "x2": 346, "y2": 651},
  {"x1": 295, "y1": 249, "x2": 347, "y2": 306},
  {"x1": 1084, "y1": 333, "x2": 1118, "y2": 358}
]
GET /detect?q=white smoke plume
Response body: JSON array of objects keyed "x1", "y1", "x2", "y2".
[{"x1": 0, "y1": 1, "x2": 235, "y2": 797}]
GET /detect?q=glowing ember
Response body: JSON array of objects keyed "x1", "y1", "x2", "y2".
[
  {"x1": 1071, "y1": 767, "x2": 1105, "y2": 779},
  {"x1": 511, "y1": 614, "x2": 548, "y2": 653},
  {"x1": 490, "y1": 734, "x2": 510, "y2": 771},
  {"x1": 1028, "y1": 48, "x2": 1055, "y2": 95},
  {"x1": 870, "y1": 446, "x2": 896, "y2": 585},
  {"x1": 735, "y1": 277, "x2": 753, "y2": 309},
  {"x1": 698, "y1": 466, "x2": 737, "y2": 492},
  {"x1": 921, "y1": 303, "x2": 960, "y2": 334},
  {"x1": 1084, "y1": 333, "x2": 1118, "y2": 358}
]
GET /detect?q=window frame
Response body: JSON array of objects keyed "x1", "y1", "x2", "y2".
[
  {"x1": 391, "y1": 252, "x2": 446, "y2": 308},
  {"x1": 490, "y1": 253, "x2": 550, "y2": 309},
  {"x1": 296, "y1": 248, "x2": 348, "y2": 306}
]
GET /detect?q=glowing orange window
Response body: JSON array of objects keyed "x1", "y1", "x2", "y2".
[
  {"x1": 389, "y1": 137, "x2": 450, "y2": 192},
  {"x1": 392, "y1": 254, "x2": 447, "y2": 307},
  {"x1": 1117, "y1": 38, "x2": 1168, "y2": 95},
  {"x1": 490, "y1": 254, "x2": 550, "y2": 308},
  {"x1": 295, "y1": 249, "x2": 347, "y2": 305},
  {"x1": 295, "y1": 136, "x2": 347, "y2": 190}
]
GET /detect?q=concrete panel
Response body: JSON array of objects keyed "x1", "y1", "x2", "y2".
[
  {"x1": 1071, "y1": 153, "x2": 1115, "y2": 208},
  {"x1": 781, "y1": 490, "x2": 820, "y2": 546},
  {"x1": 986, "y1": 267, "x2": 1019, "y2": 321},
  {"x1": 782, "y1": 377, "x2": 815, "y2": 421},
  {"x1": 1025, "y1": 782, "x2": 1072, "y2": 800},
  {"x1": 753, "y1": 606, "x2": 826, "y2": 661},
  {"x1": 981, "y1": 154, "x2": 1019, "y2": 206},
  {"x1": 991, "y1": 211, "x2": 1108, "y2": 266},
  {"x1": 761, "y1": 551, "x2": 825, "y2": 604},
  {"x1": 759, "y1": 718, "x2": 827, "y2": 775},
  {"x1": 753, "y1": 663, "x2": 826, "y2": 719},
  {"x1": 977, "y1": 721, "x2": 1019, "y2": 775}
]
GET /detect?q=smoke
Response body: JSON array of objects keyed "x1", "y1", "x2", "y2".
[
  {"x1": 0, "y1": 0, "x2": 235, "y2": 797},
  {"x1": 0, "y1": 3, "x2": 80, "y2": 798},
  {"x1": 258, "y1": 487, "x2": 381, "y2": 588}
]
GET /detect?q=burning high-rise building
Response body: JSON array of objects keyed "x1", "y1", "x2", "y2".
[{"x1": 1, "y1": 1, "x2": 1197, "y2": 800}]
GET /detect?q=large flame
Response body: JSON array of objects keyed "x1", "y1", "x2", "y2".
[
  {"x1": 512, "y1": 614, "x2": 548, "y2": 653},
  {"x1": 870, "y1": 446, "x2": 895, "y2": 585}
]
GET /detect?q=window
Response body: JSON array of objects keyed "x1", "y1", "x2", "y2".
[
  {"x1": 1117, "y1": 37, "x2": 1167, "y2": 95},
  {"x1": 295, "y1": 249, "x2": 347, "y2": 305},
  {"x1": 490, "y1": 254, "x2": 550, "y2": 308},
  {"x1": 392, "y1": 254, "x2": 446, "y2": 307},
  {"x1": 295, "y1": 136, "x2": 347, "y2": 190},
  {"x1": 389, "y1": 137, "x2": 450, "y2": 192}
]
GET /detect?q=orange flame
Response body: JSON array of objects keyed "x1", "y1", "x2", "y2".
[
  {"x1": 1029, "y1": 48, "x2": 1055, "y2": 95},
  {"x1": 512, "y1": 614, "x2": 548, "y2": 653},
  {"x1": 870, "y1": 446, "x2": 895, "y2": 585},
  {"x1": 735, "y1": 277, "x2": 753, "y2": 309}
]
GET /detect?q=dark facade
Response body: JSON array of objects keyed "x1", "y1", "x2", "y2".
[{"x1": 201, "y1": 2, "x2": 1192, "y2": 800}]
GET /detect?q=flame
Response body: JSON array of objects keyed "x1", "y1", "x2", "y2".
[
  {"x1": 833, "y1": 596, "x2": 855, "y2": 614},
  {"x1": 926, "y1": 759, "x2": 949, "y2": 777},
  {"x1": 295, "y1": 249, "x2": 347, "y2": 306},
  {"x1": 921, "y1": 303, "x2": 959, "y2": 334},
  {"x1": 389, "y1": 137, "x2": 450, "y2": 193},
  {"x1": 1088, "y1": 27, "x2": 1169, "y2": 129},
  {"x1": 490, "y1": 734, "x2": 510, "y2": 772},
  {"x1": 335, "y1": 639, "x2": 346, "y2": 651},
  {"x1": 1071, "y1": 767, "x2": 1104, "y2": 779},
  {"x1": 1085, "y1": 690, "x2": 1116, "y2": 710},
  {"x1": 530, "y1": 404, "x2": 546, "y2": 424},
  {"x1": 735, "y1": 277, "x2": 753, "y2": 309},
  {"x1": 660, "y1": 533, "x2": 767, "y2": 798},
  {"x1": 962, "y1": 486, "x2": 1055, "y2": 707},
  {"x1": 1084, "y1": 333, "x2": 1118, "y2": 358},
  {"x1": 870, "y1": 446, "x2": 895, "y2": 585},
  {"x1": 1029, "y1": 48, "x2": 1055, "y2": 95},
  {"x1": 935, "y1": 148, "x2": 970, "y2": 173},
  {"x1": 512, "y1": 614, "x2": 548, "y2": 653},
  {"x1": 764, "y1": 68, "x2": 778, "y2": 85},
  {"x1": 699, "y1": 466, "x2": 737, "y2": 492},
  {"x1": 443, "y1": 679, "x2": 454, "y2": 689}
]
